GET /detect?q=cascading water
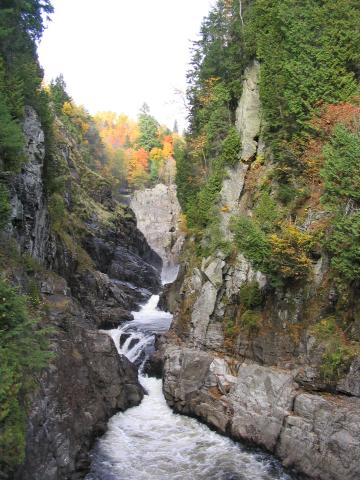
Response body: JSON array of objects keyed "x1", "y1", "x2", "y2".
[{"x1": 86, "y1": 286, "x2": 296, "y2": 480}]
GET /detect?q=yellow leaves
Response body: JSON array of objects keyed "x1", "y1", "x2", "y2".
[
  {"x1": 62, "y1": 101, "x2": 73, "y2": 116},
  {"x1": 189, "y1": 133, "x2": 206, "y2": 159},
  {"x1": 198, "y1": 77, "x2": 222, "y2": 106},
  {"x1": 269, "y1": 222, "x2": 313, "y2": 279},
  {"x1": 149, "y1": 147, "x2": 163, "y2": 162}
]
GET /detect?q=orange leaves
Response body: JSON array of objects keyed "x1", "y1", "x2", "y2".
[
  {"x1": 92, "y1": 110, "x2": 181, "y2": 188},
  {"x1": 312, "y1": 101, "x2": 360, "y2": 135}
]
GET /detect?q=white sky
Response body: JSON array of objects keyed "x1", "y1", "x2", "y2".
[{"x1": 38, "y1": 0, "x2": 214, "y2": 131}]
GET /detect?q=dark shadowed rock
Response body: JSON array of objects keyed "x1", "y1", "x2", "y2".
[{"x1": 16, "y1": 286, "x2": 144, "y2": 480}]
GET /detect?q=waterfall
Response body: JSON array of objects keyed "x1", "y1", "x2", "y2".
[{"x1": 86, "y1": 290, "x2": 295, "y2": 480}]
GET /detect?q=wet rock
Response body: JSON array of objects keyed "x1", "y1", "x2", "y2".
[
  {"x1": 128, "y1": 337, "x2": 140, "y2": 350},
  {"x1": 18, "y1": 312, "x2": 144, "y2": 480},
  {"x1": 96, "y1": 308, "x2": 134, "y2": 330},
  {"x1": 119, "y1": 332, "x2": 132, "y2": 348}
]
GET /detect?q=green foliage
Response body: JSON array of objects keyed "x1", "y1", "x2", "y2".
[
  {"x1": 177, "y1": 0, "x2": 250, "y2": 242},
  {"x1": 48, "y1": 193, "x2": 66, "y2": 232},
  {"x1": 0, "y1": 0, "x2": 54, "y2": 171},
  {"x1": 219, "y1": 127, "x2": 241, "y2": 167},
  {"x1": 0, "y1": 182, "x2": 10, "y2": 230},
  {"x1": 248, "y1": 0, "x2": 360, "y2": 148},
  {"x1": 276, "y1": 182, "x2": 296, "y2": 205},
  {"x1": 0, "y1": 60, "x2": 24, "y2": 169},
  {"x1": 321, "y1": 125, "x2": 360, "y2": 207},
  {"x1": 321, "y1": 125, "x2": 360, "y2": 285},
  {"x1": 0, "y1": 277, "x2": 50, "y2": 473},
  {"x1": 310, "y1": 317, "x2": 359, "y2": 382},
  {"x1": 311, "y1": 317, "x2": 337, "y2": 340},
  {"x1": 231, "y1": 216, "x2": 271, "y2": 273},
  {"x1": 137, "y1": 103, "x2": 161, "y2": 151},
  {"x1": 240, "y1": 310, "x2": 262, "y2": 332},
  {"x1": 239, "y1": 281, "x2": 263, "y2": 309},
  {"x1": 187, "y1": 168, "x2": 223, "y2": 230},
  {"x1": 325, "y1": 212, "x2": 360, "y2": 285},
  {"x1": 48, "y1": 74, "x2": 72, "y2": 115},
  {"x1": 253, "y1": 191, "x2": 280, "y2": 232}
]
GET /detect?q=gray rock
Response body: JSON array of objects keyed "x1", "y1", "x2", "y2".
[
  {"x1": 163, "y1": 345, "x2": 360, "y2": 480},
  {"x1": 235, "y1": 61, "x2": 261, "y2": 162},
  {"x1": 278, "y1": 393, "x2": 360, "y2": 480},
  {"x1": 219, "y1": 162, "x2": 249, "y2": 238},
  {"x1": 130, "y1": 183, "x2": 184, "y2": 271},
  {"x1": 7, "y1": 106, "x2": 50, "y2": 262},
  {"x1": 337, "y1": 357, "x2": 360, "y2": 397},
  {"x1": 229, "y1": 364, "x2": 298, "y2": 451},
  {"x1": 190, "y1": 281, "x2": 218, "y2": 345},
  {"x1": 202, "y1": 255, "x2": 225, "y2": 287}
]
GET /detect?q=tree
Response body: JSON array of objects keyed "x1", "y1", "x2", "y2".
[
  {"x1": 137, "y1": 105, "x2": 161, "y2": 151},
  {"x1": 49, "y1": 75, "x2": 72, "y2": 115}
]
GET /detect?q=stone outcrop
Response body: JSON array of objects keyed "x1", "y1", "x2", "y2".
[
  {"x1": 18, "y1": 278, "x2": 144, "y2": 480},
  {"x1": 6, "y1": 106, "x2": 50, "y2": 262},
  {"x1": 219, "y1": 61, "x2": 262, "y2": 238},
  {"x1": 163, "y1": 346, "x2": 360, "y2": 480},
  {"x1": 130, "y1": 183, "x2": 184, "y2": 273}
]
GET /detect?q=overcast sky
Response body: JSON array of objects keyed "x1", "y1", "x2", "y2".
[{"x1": 38, "y1": 0, "x2": 214, "y2": 131}]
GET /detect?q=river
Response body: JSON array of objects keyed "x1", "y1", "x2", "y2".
[{"x1": 86, "y1": 288, "x2": 297, "y2": 480}]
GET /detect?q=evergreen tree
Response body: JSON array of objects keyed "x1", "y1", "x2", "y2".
[{"x1": 137, "y1": 103, "x2": 161, "y2": 151}]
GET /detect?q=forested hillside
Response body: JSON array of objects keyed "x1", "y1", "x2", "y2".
[
  {"x1": 164, "y1": 2, "x2": 360, "y2": 478},
  {"x1": 0, "y1": 1, "x2": 165, "y2": 476},
  {"x1": 177, "y1": 0, "x2": 360, "y2": 311},
  {"x1": 45, "y1": 76, "x2": 184, "y2": 194}
]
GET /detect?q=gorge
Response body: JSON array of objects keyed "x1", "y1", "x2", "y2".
[{"x1": 1, "y1": 1, "x2": 360, "y2": 480}]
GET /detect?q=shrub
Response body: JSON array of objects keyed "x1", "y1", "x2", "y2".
[
  {"x1": 253, "y1": 191, "x2": 280, "y2": 232},
  {"x1": 321, "y1": 125, "x2": 360, "y2": 208},
  {"x1": 0, "y1": 183, "x2": 10, "y2": 230},
  {"x1": 310, "y1": 317, "x2": 359, "y2": 382},
  {"x1": 321, "y1": 124, "x2": 360, "y2": 285},
  {"x1": 231, "y1": 216, "x2": 271, "y2": 273},
  {"x1": 269, "y1": 223, "x2": 313, "y2": 280},
  {"x1": 0, "y1": 278, "x2": 50, "y2": 473},
  {"x1": 240, "y1": 310, "x2": 262, "y2": 332},
  {"x1": 326, "y1": 212, "x2": 360, "y2": 285},
  {"x1": 239, "y1": 281, "x2": 263, "y2": 309},
  {"x1": 219, "y1": 127, "x2": 241, "y2": 167}
]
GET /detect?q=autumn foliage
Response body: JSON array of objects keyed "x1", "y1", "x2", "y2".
[{"x1": 93, "y1": 106, "x2": 181, "y2": 190}]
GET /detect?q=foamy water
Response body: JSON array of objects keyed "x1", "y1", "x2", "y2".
[{"x1": 86, "y1": 296, "x2": 295, "y2": 480}]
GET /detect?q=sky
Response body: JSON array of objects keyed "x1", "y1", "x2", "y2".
[{"x1": 38, "y1": 0, "x2": 214, "y2": 131}]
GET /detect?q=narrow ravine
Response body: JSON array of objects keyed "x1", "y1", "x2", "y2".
[{"x1": 86, "y1": 280, "x2": 297, "y2": 480}]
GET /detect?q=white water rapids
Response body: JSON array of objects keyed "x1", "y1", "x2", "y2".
[{"x1": 86, "y1": 292, "x2": 296, "y2": 480}]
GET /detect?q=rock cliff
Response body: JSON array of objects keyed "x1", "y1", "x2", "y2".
[
  {"x1": 130, "y1": 182, "x2": 184, "y2": 279},
  {"x1": 2, "y1": 107, "x2": 161, "y2": 479},
  {"x1": 162, "y1": 63, "x2": 360, "y2": 480}
]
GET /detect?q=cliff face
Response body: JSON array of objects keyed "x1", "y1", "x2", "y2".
[
  {"x1": 130, "y1": 183, "x2": 184, "y2": 275},
  {"x1": 2, "y1": 107, "x2": 161, "y2": 479},
  {"x1": 162, "y1": 64, "x2": 360, "y2": 480}
]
